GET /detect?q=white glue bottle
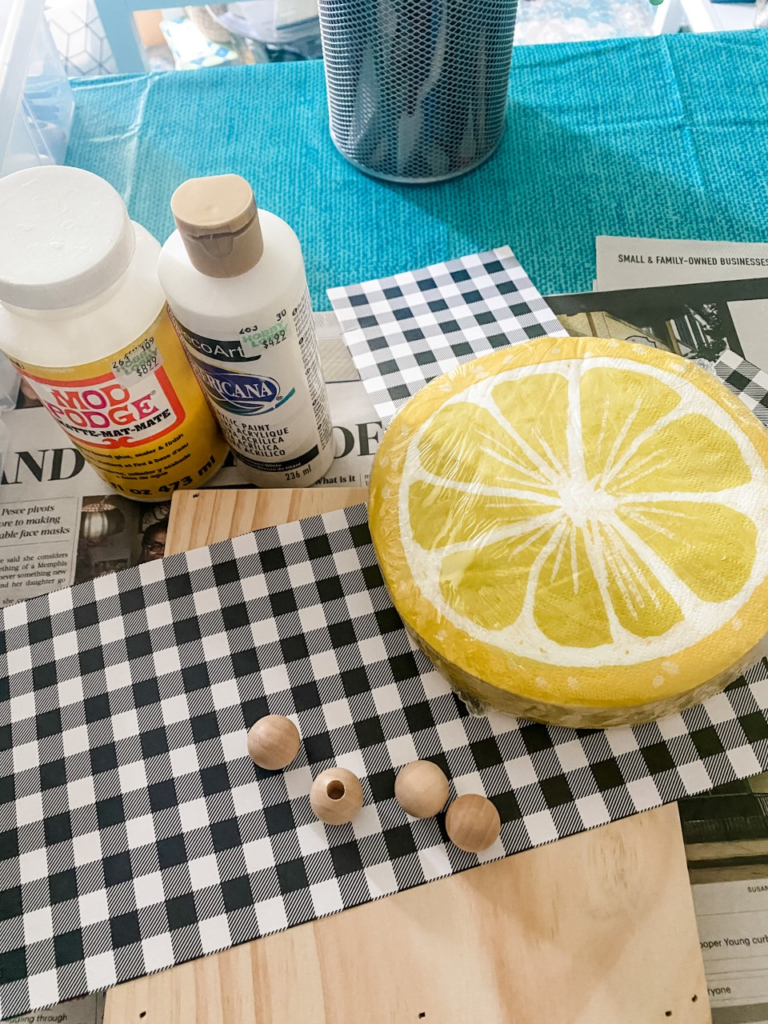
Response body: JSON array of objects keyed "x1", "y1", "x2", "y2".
[{"x1": 159, "y1": 175, "x2": 334, "y2": 487}]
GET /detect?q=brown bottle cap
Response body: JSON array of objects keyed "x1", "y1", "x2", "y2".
[{"x1": 170, "y1": 174, "x2": 264, "y2": 278}]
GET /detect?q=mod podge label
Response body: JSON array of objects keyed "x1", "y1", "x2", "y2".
[
  {"x1": 28, "y1": 360, "x2": 182, "y2": 449},
  {"x1": 12, "y1": 306, "x2": 228, "y2": 501}
]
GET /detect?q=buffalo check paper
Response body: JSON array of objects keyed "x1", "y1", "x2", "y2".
[
  {"x1": 716, "y1": 348, "x2": 768, "y2": 428},
  {"x1": 3, "y1": 508, "x2": 768, "y2": 1016},
  {"x1": 327, "y1": 246, "x2": 566, "y2": 423},
  {"x1": 4, "y1": 255, "x2": 768, "y2": 1016}
]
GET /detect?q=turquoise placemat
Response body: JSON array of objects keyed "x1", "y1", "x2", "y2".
[{"x1": 66, "y1": 31, "x2": 768, "y2": 309}]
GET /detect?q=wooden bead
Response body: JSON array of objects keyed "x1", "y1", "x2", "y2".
[
  {"x1": 445, "y1": 794, "x2": 501, "y2": 853},
  {"x1": 247, "y1": 715, "x2": 300, "y2": 771},
  {"x1": 310, "y1": 768, "x2": 364, "y2": 825},
  {"x1": 395, "y1": 760, "x2": 450, "y2": 818}
]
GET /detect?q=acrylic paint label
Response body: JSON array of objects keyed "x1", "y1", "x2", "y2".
[
  {"x1": 169, "y1": 291, "x2": 332, "y2": 483},
  {"x1": 192, "y1": 363, "x2": 288, "y2": 417},
  {"x1": 11, "y1": 306, "x2": 228, "y2": 500}
]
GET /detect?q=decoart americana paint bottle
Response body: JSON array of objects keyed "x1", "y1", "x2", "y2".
[
  {"x1": 0, "y1": 167, "x2": 227, "y2": 501},
  {"x1": 158, "y1": 175, "x2": 334, "y2": 487}
]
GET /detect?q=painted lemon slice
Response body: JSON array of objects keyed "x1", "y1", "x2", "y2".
[{"x1": 368, "y1": 337, "x2": 768, "y2": 727}]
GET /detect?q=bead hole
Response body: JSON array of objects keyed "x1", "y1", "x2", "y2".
[{"x1": 327, "y1": 780, "x2": 345, "y2": 800}]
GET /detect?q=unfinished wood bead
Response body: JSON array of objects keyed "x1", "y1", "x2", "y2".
[
  {"x1": 310, "y1": 768, "x2": 364, "y2": 825},
  {"x1": 395, "y1": 760, "x2": 450, "y2": 818},
  {"x1": 247, "y1": 715, "x2": 300, "y2": 771},
  {"x1": 445, "y1": 794, "x2": 501, "y2": 853}
]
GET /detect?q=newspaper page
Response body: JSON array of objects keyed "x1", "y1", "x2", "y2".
[
  {"x1": 596, "y1": 236, "x2": 768, "y2": 291},
  {"x1": 547, "y1": 277, "x2": 768, "y2": 1023},
  {"x1": 0, "y1": 310, "x2": 380, "y2": 605},
  {"x1": 7, "y1": 992, "x2": 106, "y2": 1024}
]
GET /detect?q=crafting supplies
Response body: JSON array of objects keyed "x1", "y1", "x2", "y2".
[
  {"x1": 159, "y1": 174, "x2": 334, "y2": 488},
  {"x1": 328, "y1": 247, "x2": 567, "y2": 426},
  {"x1": 0, "y1": 166, "x2": 227, "y2": 501},
  {"x1": 369, "y1": 336, "x2": 768, "y2": 728}
]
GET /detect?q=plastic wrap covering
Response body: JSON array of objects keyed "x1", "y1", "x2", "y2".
[{"x1": 369, "y1": 337, "x2": 768, "y2": 727}]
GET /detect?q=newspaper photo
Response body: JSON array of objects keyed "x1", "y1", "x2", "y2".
[
  {"x1": 547, "y1": 275, "x2": 768, "y2": 374},
  {"x1": 596, "y1": 236, "x2": 768, "y2": 291},
  {"x1": 547, "y1": 275, "x2": 768, "y2": 1024}
]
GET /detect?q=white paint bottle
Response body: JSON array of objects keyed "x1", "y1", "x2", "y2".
[{"x1": 159, "y1": 175, "x2": 334, "y2": 487}]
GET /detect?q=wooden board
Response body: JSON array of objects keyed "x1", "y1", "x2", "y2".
[{"x1": 105, "y1": 488, "x2": 710, "y2": 1024}]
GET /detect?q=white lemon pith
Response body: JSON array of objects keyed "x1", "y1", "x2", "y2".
[{"x1": 368, "y1": 337, "x2": 768, "y2": 727}]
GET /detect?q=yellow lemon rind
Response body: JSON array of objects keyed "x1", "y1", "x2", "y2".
[{"x1": 408, "y1": 623, "x2": 768, "y2": 728}]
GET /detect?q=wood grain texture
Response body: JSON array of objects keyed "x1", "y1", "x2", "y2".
[
  {"x1": 104, "y1": 488, "x2": 710, "y2": 1024},
  {"x1": 163, "y1": 487, "x2": 367, "y2": 555}
]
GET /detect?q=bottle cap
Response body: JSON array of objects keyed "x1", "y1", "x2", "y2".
[
  {"x1": 0, "y1": 166, "x2": 136, "y2": 310},
  {"x1": 170, "y1": 174, "x2": 264, "y2": 279}
]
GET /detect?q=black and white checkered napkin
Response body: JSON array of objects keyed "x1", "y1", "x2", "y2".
[
  {"x1": 327, "y1": 247, "x2": 566, "y2": 423},
  {"x1": 3, "y1": 502, "x2": 768, "y2": 1016}
]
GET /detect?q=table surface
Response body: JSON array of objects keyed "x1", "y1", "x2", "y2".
[
  {"x1": 104, "y1": 488, "x2": 710, "y2": 1024},
  {"x1": 66, "y1": 31, "x2": 768, "y2": 310}
]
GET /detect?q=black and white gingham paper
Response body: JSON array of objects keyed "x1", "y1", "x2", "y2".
[
  {"x1": 327, "y1": 247, "x2": 566, "y2": 423},
  {"x1": 716, "y1": 347, "x2": 768, "y2": 428},
  {"x1": 3, "y1": 503, "x2": 768, "y2": 1016}
]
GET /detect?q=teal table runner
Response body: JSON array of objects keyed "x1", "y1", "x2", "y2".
[{"x1": 67, "y1": 31, "x2": 768, "y2": 309}]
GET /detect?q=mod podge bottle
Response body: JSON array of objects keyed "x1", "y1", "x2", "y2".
[
  {"x1": 0, "y1": 166, "x2": 228, "y2": 501},
  {"x1": 159, "y1": 174, "x2": 334, "y2": 487}
]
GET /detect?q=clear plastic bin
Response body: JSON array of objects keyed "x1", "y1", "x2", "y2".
[{"x1": 0, "y1": 0, "x2": 74, "y2": 179}]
